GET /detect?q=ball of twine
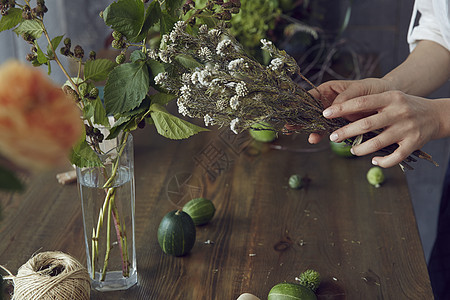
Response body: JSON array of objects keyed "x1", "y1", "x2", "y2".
[{"x1": 11, "y1": 251, "x2": 90, "y2": 300}]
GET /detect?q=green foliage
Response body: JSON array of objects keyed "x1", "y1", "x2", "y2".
[
  {"x1": 69, "y1": 137, "x2": 103, "y2": 168},
  {"x1": 104, "y1": 61, "x2": 150, "y2": 115},
  {"x1": 84, "y1": 59, "x2": 117, "y2": 82},
  {"x1": 1, "y1": 0, "x2": 220, "y2": 170},
  {"x1": 230, "y1": 0, "x2": 281, "y2": 55},
  {"x1": 150, "y1": 103, "x2": 209, "y2": 140},
  {"x1": 0, "y1": 8, "x2": 22, "y2": 32},
  {"x1": 103, "y1": 0, "x2": 147, "y2": 43},
  {"x1": 13, "y1": 19, "x2": 43, "y2": 39}
]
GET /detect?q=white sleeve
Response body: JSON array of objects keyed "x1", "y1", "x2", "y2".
[{"x1": 407, "y1": 0, "x2": 450, "y2": 52}]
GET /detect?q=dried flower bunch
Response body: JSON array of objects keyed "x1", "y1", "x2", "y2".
[{"x1": 154, "y1": 21, "x2": 436, "y2": 170}]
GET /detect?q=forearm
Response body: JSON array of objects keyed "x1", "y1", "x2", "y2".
[{"x1": 383, "y1": 40, "x2": 450, "y2": 96}]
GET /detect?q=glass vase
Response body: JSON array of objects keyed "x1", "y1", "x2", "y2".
[{"x1": 76, "y1": 133, "x2": 137, "y2": 291}]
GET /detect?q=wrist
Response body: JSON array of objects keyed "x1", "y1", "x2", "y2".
[{"x1": 433, "y1": 99, "x2": 450, "y2": 140}]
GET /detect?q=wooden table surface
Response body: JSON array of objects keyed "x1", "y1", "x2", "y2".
[{"x1": 0, "y1": 126, "x2": 433, "y2": 299}]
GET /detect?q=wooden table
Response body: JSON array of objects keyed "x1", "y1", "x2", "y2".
[{"x1": 0, "y1": 126, "x2": 434, "y2": 299}]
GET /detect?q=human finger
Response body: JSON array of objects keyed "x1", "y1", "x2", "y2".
[
  {"x1": 308, "y1": 132, "x2": 325, "y2": 144},
  {"x1": 349, "y1": 129, "x2": 401, "y2": 158},
  {"x1": 328, "y1": 111, "x2": 392, "y2": 143},
  {"x1": 322, "y1": 92, "x2": 391, "y2": 120},
  {"x1": 371, "y1": 139, "x2": 420, "y2": 168}
]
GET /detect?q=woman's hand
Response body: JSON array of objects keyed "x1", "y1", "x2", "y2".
[
  {"x1": 323, "y1": 89, "x2": 442, "y2": 168},
  {"x1": 305, "y1": 78, "x2": 396, "y2": 144}
]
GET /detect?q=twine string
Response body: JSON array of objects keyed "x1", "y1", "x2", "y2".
[{"x1": 1, "y1": 251, "x2": 90, "y2": 300}]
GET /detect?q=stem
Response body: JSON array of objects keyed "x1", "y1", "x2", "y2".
[
  {"x1": 103, "y1": 132, "x2": 130, "y2": 188},
  {"x1": 39, "y1": 19, "x2": 80, "y2": 95},
  {"x1": 91, "y1": 186, "x2": 115, "y2": 278},
  {"x1": 111, "y1": 198, "x2": 130, "y2": 277},
  {"x1": 101, "y1": 188, "x2": 115, "y2": 280},
  {"x1": 91, "y1": 132, "x2": 131, "y2": 281}
]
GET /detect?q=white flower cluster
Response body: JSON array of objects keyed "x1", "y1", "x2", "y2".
[
  {"x1": 159, "y1": 49, "x2": 172, "y2": 63},
  {"x1": 178, "y1": 85, "x2": 192, "y2": 117},
  {"x1": 229, "y1": 95, "x2": 239, "y2": 110},
  {"x1": 198, "y1": 47, "x2": 213, "y2": 60},
  {"x1": 235, "y1": 81, "x2": 248, "y2": 97},
  {"x1": 204, "y1": 114, "x2": 214, "y2": 126},
  {"x1": 216, "y1": 39, "x2": 233, "y2": 56},
  {"x1": 269, "y1": 58, "x2": 284, "y2": 71},
  {"x1": 228, "y1": 58, "x2": 248, "y2": 71},
  {"x1": 154, "y1": 72, "x2": 168, "y2": 85},
  {"x1": 191, "y1": 69, "x2": 212, "y2": 87},
  {"x1": 260, "y1": 39, "x2": 273, "y2": 52},
  {"x1": 209, "y1": 28, "x2": 221, "y2": 37}
]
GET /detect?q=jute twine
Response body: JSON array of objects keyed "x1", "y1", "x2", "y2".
[{"x1": 3, "y1": 251, "x2": 90, "y2": 300}]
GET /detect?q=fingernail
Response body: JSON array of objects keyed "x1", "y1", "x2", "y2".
[
  {"x1": 329, "y1": 132, "x2": 338, "y2": 142},
  {"x1": 350, "y1": 148, "x2": 355, "y2": 155},
  {"x1": 372, "y1": 158, "x2": 378, "y2": 165},
  {"x1": 323, "y1": 108, "x2": 332, "y2": 117}
]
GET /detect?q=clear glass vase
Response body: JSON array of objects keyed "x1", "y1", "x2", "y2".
[{"x1": 76, "y1": 133, "x2": 137, "y2": 291}]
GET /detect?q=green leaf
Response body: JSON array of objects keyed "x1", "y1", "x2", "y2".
[
  {"x1": 0, "y1": 165, "x2": 24, "y2": 192},
  {"x1": 84, "y1": 59, "x2": 117, "y2": 82},
  {"x1": 33, "y1": 43, "x2": 48, "y2": 66},
  {"x1": 69, "y1": 138, "x2": 103, "y2": 168},
  {"x1": 150, "y1": 103, "x2": 208, "y2": 139},
  {"x1": 83, "y1": 101, "x2": 95, "y2": 120},
  {"x1": 141, "y1": 0, "x2": 161, "y2": 34},
  {"x1": 147, "y1": 59, "x2": 165, "y2": 77},
  {"x1": 103, "y1": 0, "x2": 145, "y2": 43},
  {"x1": 130, "y1": 50, "x2": 146, "y2": 63},
  {"x1": 164, "y1": 0, "x2": 184, "y2": 17},
  {"x1": 0, "y1": 8, "x2": 22, "y2": 32},
  {"x1": 175, "y1": 54, "x2": 202, "y2": 69},
  {"x1": 104, "y1": 62, "x2": 150, "y2": 114},
  {"x1": 13, "y1": 20, "x2": 43, "y2": 39},
  {"x1": 47, "y1": 35, "x2": 64, "y2": 59},
  {"x1": 150, "y1": 92, "x2": 176, "y2": 106},
  {"x1": 92, "y1": 97, "x2": 110, "y2": 126},
  {"x1": 160, "y1": 12, "x2": 177, "y2": 35}
]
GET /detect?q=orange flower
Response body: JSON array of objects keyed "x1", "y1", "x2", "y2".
[{"x1": 0, "y1": 60, "x2": 83, "y2": 170}]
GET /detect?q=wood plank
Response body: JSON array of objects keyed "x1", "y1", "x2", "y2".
[{"x1": 0, "y1": 127, "x2": 433, "y2": 299}]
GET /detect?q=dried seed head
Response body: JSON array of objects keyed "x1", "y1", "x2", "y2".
[
  {"x1": 219, "y1": 11, "x2": 232, "y2": 20},
  {"x1": 112, "y1": 31, "x2": 123, "y2": 41},
  {"x1": 22, "y1": 33, "x2": 35, "y2": 44},
  {"x1": 116, "y1": 53, "x2": 126, "y2": 64},
  {"x1": 59, "y1": 46, "x2": 71, "y2": 56},
  {"x1": 63, "y1": 37, "x2": 71, "y2": 48},
  {"x1": 26, "y1": 53, "x2": 37, "y2": 62},
  {"x1": 230, "y1": 0, "x2": 241, "y2": 8},
  {"x1": 74, "y1": 45, "x2": 84, "y2": 59},
  {"x1": 22, "y1": 5, "x2": 32, "y2": 19},
  {"x1": 89, "y1": 50, "x2": 96, "y2": 60},
  {"x1": 111, "y1": 39, "x2": 124, "y2": 49},
  {"x1": 89, "y1": 87, "x2": 99, "y2": 99},
  {"x1": 63, "y1": 85, "x2": 80, "y2": 102}
]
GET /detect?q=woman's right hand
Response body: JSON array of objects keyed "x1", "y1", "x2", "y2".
[{"x1": 307, "y1": 78, "x2": 396, "y2": 144}]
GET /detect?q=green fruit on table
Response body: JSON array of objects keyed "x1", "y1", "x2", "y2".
[
  {"x1": 330, "y1": 141, "x2": 354, "y2": 157},
  {"x1": 268, "y1": 282, "x2": 317, "y2": 300},
  {"x1": 249, "y1": 122, "x2": 277, "y2": 142},
  {"x1": 182, "y1": 197, "x2": 216, "y2": 226},
  {"x1": 288, "y1": 174, "x2": 303, "y2": 189},
  {"x1": 157, "y1": 210, "x2": 196, "y2": 256},
  {"x1": 367, "y1": 166, "x2": 385, "y2": 188}
]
